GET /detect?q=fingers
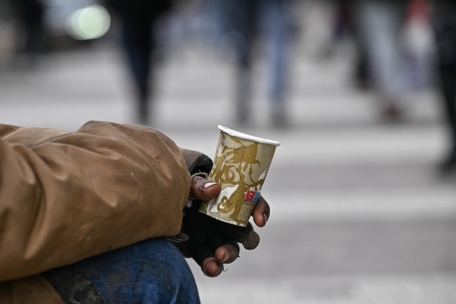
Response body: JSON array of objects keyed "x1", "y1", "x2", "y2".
[
  {"x1": 239, "y1": 225, "x2": 260, "y2": 250},
  {"x1": 190, "y1": 176, "x2": 270, "y2": 228},
  {"x1": 252, "y1": 195, "x2": 270, "y2": 228},
  {"x1": 190, "y1": 175, "x2": 221, "y2": 201},
  {"x1": 214, "y1": 244, "x2": 239, "y2": 264},
  {"x1": 192, "y1": 245, "x2": 223, "y2": 277},
  {"x1": 217, "y1": 222, "x2": 260, "y2": 250},
  {"x1": 196, "y1": 233, "x2": 240, "y2": 277},
  {"x1": 202, "y1": 257, "x2": 223, "y2": 277},
  {"x1": 200, "y1": 235, "x2": 239, "y2": 277},
  {"x1": 185, "y1": 186, "x2": 269, "y2": 278},
  {"x1": 209, "y1": 235, "x2": 240, "y2": 264},
  {"x1": 201, "y1": 244, "x2": 239, "y2": 277}
]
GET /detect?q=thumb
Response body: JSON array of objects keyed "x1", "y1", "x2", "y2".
[{"x1": 189, "y1": 174, "x2": 221, "y2": 201}]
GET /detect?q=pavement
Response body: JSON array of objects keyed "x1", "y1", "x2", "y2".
[{"x1": 1, "y1": 35, "x2": 456, "y2": 303}]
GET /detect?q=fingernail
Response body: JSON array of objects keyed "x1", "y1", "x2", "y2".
[
  {"x1": 203, "y1": 264, "x2": 223, "y2": 277},
  {"x1": 204, "y1": 182, "x2": 217, "y2": 189},
  {"x1": 263, "y1": 213, "x2": 268, "y2": 224},
  {"x1": 201, "y1": 182, "x2": 220, "y2": 200},
  {"x1": 220, "y1": 253, "x2": 230, "y2": 263}
]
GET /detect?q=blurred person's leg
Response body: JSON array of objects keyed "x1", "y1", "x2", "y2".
[
  {"x1": 108, "y1": 0, "x2": 172, "y2": 125},
  {"x1": 43, "y1": 237, "x2": 200, "y2": 303},
  {"x1": 22, "y1": 0, "x2": 46, "y2": 55},
  {"x1": 320, "y1": 0, "x2": 350, "y2": 58},
  {"x1": 431, "y1": 4, "x2": 456, "y2": 174},
  {"x1": 353, "y1": 36, "x2": 370, "y2": 89},
  {"x1": 117, "y1": 12, "x2": 155, "y2": 125},
  {"x1": 437, "y1": 64, "x2": 456, "y2": 173},
  {"x1": 224, "y1": 0, "x2": 257, "y2": 124},
  {"x1": 261, "y1": 0, "x2": 292, "y2": 127},
  {"x1": 332, "y1": 2, "x2": 349, "y2": 42},
  {"x1": 325, "y1": 0, "x2": 371, "y2": 89},
  {"x1": 7, "y1": 0, "x2": 47, "y2": 66},
  {"x1": 345, "y1": 0, "x2": 371, "y2": 90},
  {"x1": 354, "y1": 0, "x2": 409, "y2": 121}
]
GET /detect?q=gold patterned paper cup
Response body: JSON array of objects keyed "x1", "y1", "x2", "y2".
[{"x1": 199, "y1": 125, "x2": 280, "y2": 227}]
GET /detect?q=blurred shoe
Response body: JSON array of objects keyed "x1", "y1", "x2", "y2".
[
  {"x1": 235, "y1": 69, "x2": 252, "y2": 125},
  {"x1": 235, "y1": 111, "x2": 251, "y2": 126},
  {"x1": 271, "y1": 106, "x2": 289, "y2": 129},
  {"x1": 137, "y1": 107, "x2": 149, "y2": 126},
  {"x1": 381, "y1": 103, "x2": 404, "y2": 123},
  {"x1": 137, "y1": 97, "x2": 151, "y2": 126},
  {"x1": 438, "y1": 151, "x2": 456, "y2": 176},
  {"x1": 234, "y1": 96, "x2": 252, "y2": 126},
  {"x1": 353, "y1": 53, "x2": 371, "y2": 91}
]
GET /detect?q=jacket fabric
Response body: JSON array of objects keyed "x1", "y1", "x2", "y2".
[{"x1": 0, "y1": 121, "x2": 192, "y2": 302}]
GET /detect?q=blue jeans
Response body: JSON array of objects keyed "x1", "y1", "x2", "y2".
[
  {"x1": 44, "y1": 237, "x2": 200, "y2": 303},
  {"x1": 353, "y1": 0, "x2": 409, "y2": 101},
  {"x1": 219, "y1": 0, "x2": 291, "y2": 107}
]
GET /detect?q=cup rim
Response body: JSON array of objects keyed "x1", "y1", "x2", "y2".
[{"x1": 218, "y1": 125, "x2": 281, "y2": 147}]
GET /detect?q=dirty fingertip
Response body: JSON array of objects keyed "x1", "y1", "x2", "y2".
[{"x1": 202, "y1": 258, "x2": 223, "y2": 277}]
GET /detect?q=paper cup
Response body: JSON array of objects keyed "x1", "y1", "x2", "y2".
[{"x1": 199, "y1": 125, "x2": 280, "y2": 227}]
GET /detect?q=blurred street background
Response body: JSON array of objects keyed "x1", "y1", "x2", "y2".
[{"x1": 1, "y1": 0, "x2": 456, "y2": 303}]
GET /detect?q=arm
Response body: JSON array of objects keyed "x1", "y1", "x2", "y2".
[{"x1": 0, "y1": 121, "x2": 190, "y2": 282}]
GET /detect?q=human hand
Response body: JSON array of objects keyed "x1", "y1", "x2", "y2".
[{"x1": 180, "y1": 174, "x2": 270, "y2": 277}]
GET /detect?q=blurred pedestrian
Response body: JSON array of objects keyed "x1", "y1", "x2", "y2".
[
  {"x1": 325, "y1": 0, "x2": 371, "y2": 89},
  {"x1": 352, "y1": 0, "x2": 411, "y2": 122},
  {"x1": 218, "y1": 0, "x2": 293, "y2": 128},
  {"x1": 106, "y1": 0, "x2": 173, "y2": 125},
  {"x1": 7, "y1": 0, "x2": 47, "y2": 60},
  {"x1": 431, "y1": 0, "x2": 456, "y2": 174}
]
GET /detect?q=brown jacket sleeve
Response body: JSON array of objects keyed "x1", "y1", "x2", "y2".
[{"x1": 0, "y1": 121, "x2": 191, "y2": 282}]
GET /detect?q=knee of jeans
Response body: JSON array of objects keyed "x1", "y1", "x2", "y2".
[
  {"x1": 72, "y1": 238, "x2": 200, "y2": 303},
  {"x1": 131, "y1": 239, "x2": 200, "y2": 303}
]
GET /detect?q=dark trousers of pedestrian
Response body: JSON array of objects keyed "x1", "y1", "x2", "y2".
[
  {"x1": 109, "y1": 0, "x2": 172, "y2": 125},
  {"x1": 219, "y1": 0, "x2": 291, "y2": 127},
  {"x1": 432, "y1": 4, "x2": 456, "y2": 173},
  {"x1": 117, "y1": 12, "x2": 156, "y2": 125}
]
